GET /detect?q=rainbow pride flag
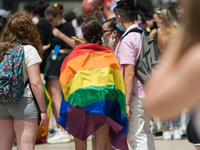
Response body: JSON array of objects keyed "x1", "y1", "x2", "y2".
[{"x1": 57, "y1": 43, "x2": 128, "y2": 150}]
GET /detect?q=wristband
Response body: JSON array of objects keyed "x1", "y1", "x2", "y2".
[
  {"x1": 41, "y1": 110, "x2": 47, "y2": 113},
  {"x1": 126, "y1": 103, "x2": 130, "y2": 106}
]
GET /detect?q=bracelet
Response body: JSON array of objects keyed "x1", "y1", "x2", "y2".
[
  {"x1": 41, "y1": 110, "x2": 47, "y2": 113},
  {"x1": 126, "y1": 103, "x2": 130, "y2": 106}
]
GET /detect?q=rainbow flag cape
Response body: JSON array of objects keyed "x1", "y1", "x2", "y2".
[
  {"x1": 36, "y1": 79, "x2": 51, "y2": 144},
  {"x1": 57, "y1": 43, "x2": 128, "y2": 150}
]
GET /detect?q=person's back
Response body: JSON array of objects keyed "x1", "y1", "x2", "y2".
[
  {"x1": 57, "y1": 17, "x2": 128, "y2": 150},
  {"x1": 0, "y1": 12, "x2": 48, "y2": 150},
  {"x1": 150, "y1": 8, "x2": 178, "y2": 55},
  {"x1": 151, "y1": 24, "x2": 177, "y2": 54}
]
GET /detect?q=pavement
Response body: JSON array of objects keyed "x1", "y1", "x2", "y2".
[{"x1": 12, "y1": 135, "x2": 196, "y2": 150}]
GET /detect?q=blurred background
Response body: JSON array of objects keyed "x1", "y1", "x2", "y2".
[{"x1": 0, "y1": 0, "x2": 178, "y2": 16}]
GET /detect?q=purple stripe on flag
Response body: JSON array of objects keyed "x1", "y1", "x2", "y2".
[{"x1": 57, "y1": 101, "x2": 128, "y2": 150}]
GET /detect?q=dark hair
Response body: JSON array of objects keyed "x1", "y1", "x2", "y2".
[
  {"x1": 63, "y1": 11, "x2": 76, "y2": 23},
  {"x1": 0, "y1": 16, "x2": 7, "y2": 33},
  {"x1": 0, "y1": 12, "x2": 43, "y2": 61},
  {"x1": 103, "y1": 18, "x2": 124, "y2": 37},
  {"x1": 34, "y1": 0, "x2": 49, "y2": 18},
  {"x1": 77, "y1": 15, "x2": 84, "y2": 26},
  {"x1": 24, "y1": 2, "x2": 35, "y2": 13},
  {"x1": 81, "y1": 17, "x2": 103, "y2": 45},
  {"x1": 45, "y1": 3, "x2": 64, "y2": 17},
  {"x1": 114, "y1": 0, "x2": 135, "y2": 21}
]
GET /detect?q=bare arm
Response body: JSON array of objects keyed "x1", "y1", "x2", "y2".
[
  {"x1": 27, "y1": 63, "x2": 48, "y2": 127},
  {"x1": 146, "y1": 44, "x2": 200, "y2": 120},
  {"x1": 52, "y1": 28, "x2": 76, "y2": 48},
  {"x1": 123, "y1": 64, "x2": 135, "y2": 121}
]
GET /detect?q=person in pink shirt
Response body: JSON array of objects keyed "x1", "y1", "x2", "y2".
[{"x1": 114, "y1": 0, "x2": 155, "y2": 149}]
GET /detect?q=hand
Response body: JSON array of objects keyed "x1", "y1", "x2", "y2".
[
  {"x1": 71, "y1": 36, "x2": 84, "y2": 45},
  {"x1": 126, "y1": 105, "x2": 131, "y2": 121},
  {"x1": 39, "y1": 112, "x2": 48, "y2": 127},
  {"x1": 52, "y1": 28, "x2": 62, "y2": 38},
  {"x1": 43, "y1": 43, "x2": 51, "y2": 51}
]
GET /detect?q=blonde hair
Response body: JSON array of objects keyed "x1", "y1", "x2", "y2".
[
  {"x1": 155, "y1": 8, "x2": 177, "y2": 26},
  {"x1": 162, "y1": 0, "x2": 200, "y2": 62}
]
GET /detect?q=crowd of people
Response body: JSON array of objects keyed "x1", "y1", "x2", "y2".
[{"x1": 0, "y1": 0, "x2": 200, "y2": 150}]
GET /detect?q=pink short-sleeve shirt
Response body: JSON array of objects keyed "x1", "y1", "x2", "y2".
[{"x1": 115, "y1": 24, "x2": 146, "y2": 99}]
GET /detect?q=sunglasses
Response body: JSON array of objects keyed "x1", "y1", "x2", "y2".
[{"x1": 82, "y1": 7, "x2": 100, "y2": 20}]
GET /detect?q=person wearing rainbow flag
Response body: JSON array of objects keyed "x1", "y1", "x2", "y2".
[{"x1": 57, "y1": 17, "x2": 128, "y2": 150}]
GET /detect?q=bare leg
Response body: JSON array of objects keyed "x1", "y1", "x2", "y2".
[
  {"x1": 92, "y1": 137, "x2": 95, "y2": 150},
  {"x1": 0, "y1": 119, "x2": 15, "y2": 150},
  {"x1": 92, "y1": 134, "x2": 115, "y2": 150},
  {"x1": 47, "y1": 78, "x2": 63, "y2": 129},
  {"x1": 14, "y1": 118, "x2": 38, "y2": 150},
  {"x1": 74, "y1": 137, "x2": 87, "y2": 150},
  {"x1": 107, "y1": 138, "x2": 115, "y2": 150},
  {"x1": 94, "y1": 123, "x2": 110, "y2": 150}
]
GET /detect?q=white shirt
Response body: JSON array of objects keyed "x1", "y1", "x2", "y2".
[{"x1": 23, "y1": 45, "x2": 42, "y2": 97}]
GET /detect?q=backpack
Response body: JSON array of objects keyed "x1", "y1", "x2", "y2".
[
  {"x1": 122, "y1": 28, "x2": 160, "y2": 84},
  {"x1": 0, "y1": 44, "x2": 25, "y2": 102}
]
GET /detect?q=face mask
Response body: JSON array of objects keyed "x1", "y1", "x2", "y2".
[
  {"x1": 116, "y1": 17, "x2": 125, "y2": 31},
  {"x1": 116, "y1": 22, "x2": 125, "y2": 31},
  {"x1": 101, "y1": 37, "x2": 104, "y2": 44},
  {"x1": 108, "y1": 32, "x2": 116, "y2": 48},
  {"x1": 57, "y1": 19, "x2": 61, "y2": 26},
  {"x1": 101, "y1": 13, "x2": 105, "y2": 23}
]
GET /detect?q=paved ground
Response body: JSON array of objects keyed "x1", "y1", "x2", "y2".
[{"x1": 12, "y1": 136, "x2": 195, "y2": 150}]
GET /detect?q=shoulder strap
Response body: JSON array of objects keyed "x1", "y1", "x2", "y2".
[
  {"x1": 25, "y1": 78, "x2": 41, "y2": 112},
  {"x1": 122, "y1": 28, "x2": 143, "y2": 38},
  {"x1": 24, "y1": 79, "x2": 29, "y2": 87},
  {"x1": 154, "y1": 28, "x2": 158, "y2": 43}
]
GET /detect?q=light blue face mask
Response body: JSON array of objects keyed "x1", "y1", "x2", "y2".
[
  {"x1": 116, "y1": 22, "x2": 125, "y2": 31},
  {"x1": 101, "y1": 13, "x2": 106, "y2": 23}
]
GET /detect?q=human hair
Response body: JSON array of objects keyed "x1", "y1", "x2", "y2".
[
  {"x1": 114, "y1": 0, "x2": 135, "y2": 22},
  {"x1": 81, "y1": 17, "x2": 103, "y2": 45},
  {"x1": 63, "y1": 11, "x2": 76, "y2": 23},
  {"x1": 34, "y1": 0, "x2": 49, "y2": 18},
  {"x1": 103, "y1": 18, "x2": 124, "y2": 37},
  {"x1": 24, "y1": 2, "x2": 35, "y2": 13},
  {"x1": 77, "y1": 15, "x2": 84, "y2": 26},
  {"x1": 44, "y1": 3, "x2": 64, "y2": 17},
  {"x1": 154, "y1": 8, "x2": 177, "y2": 25},
  {"x1": 0, "y1": 12, "x2": 43, "y2": 61}
]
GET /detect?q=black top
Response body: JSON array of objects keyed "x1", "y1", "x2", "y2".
[
  {"x1": 36, "y1": 18, "x2": 52, "y2": 45},
  {"x1": 48, "y1": 21, "x2": 76, "y2": 50}
]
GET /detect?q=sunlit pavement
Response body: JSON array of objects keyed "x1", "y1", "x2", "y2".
[{"x1": 12, "y1": 135, "x2": 196, "y2": 150}]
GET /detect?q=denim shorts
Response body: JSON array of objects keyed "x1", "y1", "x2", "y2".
[{"x1": 0, "y1": 97, "x2": 39, "y2": 120}]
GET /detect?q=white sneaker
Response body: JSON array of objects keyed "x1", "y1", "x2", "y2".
[
  {"x1": 173, "y1": 130, "x2": 181, "y2": 140},
  {"x1": 162, "y1": 131, "x2": 172, "y2": 140},
  {"x1": 47, "y1": 128, "x2": 71, "y2": 144}
]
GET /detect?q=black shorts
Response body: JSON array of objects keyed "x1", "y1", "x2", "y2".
[
  {"x1": 187, "y1": 114, "x2": 200, "y2": 145},
  {"x1": 44, "y1": 53, "x2": 68, "y2": 81}
]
